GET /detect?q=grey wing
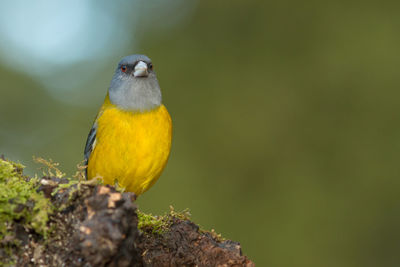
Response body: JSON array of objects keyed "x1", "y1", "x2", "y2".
[{"x1": 84, "y1": 122, "x2": 97, "y2": 178}]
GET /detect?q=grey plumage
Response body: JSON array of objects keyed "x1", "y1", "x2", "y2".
[{"x1": 109, "y1": 54, "x2": 162, "y2": 111}]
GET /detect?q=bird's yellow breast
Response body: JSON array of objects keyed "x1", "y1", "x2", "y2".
[{"x1": 87, "y1": 98, "x2": 172, "y2": 195}]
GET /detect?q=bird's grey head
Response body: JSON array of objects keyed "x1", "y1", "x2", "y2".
[{"x1": 109, "y1": 54, "x2": 162, "y2": 112}]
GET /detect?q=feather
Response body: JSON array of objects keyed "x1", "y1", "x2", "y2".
[{"x1": 84, "y1": 121, "x2": 97, "y2": 178}]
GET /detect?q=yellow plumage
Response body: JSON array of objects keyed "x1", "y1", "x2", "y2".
[{"x1": 87, "y1": 95, "x2": 172, "y2": 195}]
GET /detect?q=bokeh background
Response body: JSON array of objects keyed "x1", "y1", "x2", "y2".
[{"x1": 1, "y1": 1, "x2": 400, "y2": 266}]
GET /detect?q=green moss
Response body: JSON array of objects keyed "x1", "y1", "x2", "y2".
[
  {"x1": 0, "y1": 158, "x2": 53, "y2": 240},
  {"x1": 33, "y1": 157, "x2": 101, "y2": 211},
  {"x1": 168, "y1": 205, "x2": 191, "y2": 221},
  {"x1": 201, "y1": 228, "x2": 226, "y2": 242},
  {"x1": 51, "y1": 178, "x2": 80, "y2": 197},
  {"x1": 137, "y1": 207, "x2": 224, "y2": 241},
  {"x1": 33, "y1": 156, "x2": 65, "y2": 178},
  {"x1": 137, "y1": 206, "x2": 192, "y2": 235},
  {"x1": 137, "y1": 211, "x2": 170, "y2": 235}
]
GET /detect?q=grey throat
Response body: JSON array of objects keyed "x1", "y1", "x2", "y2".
[{"x1": 108, "y1": 70, "x2": 162, "y2": 112}]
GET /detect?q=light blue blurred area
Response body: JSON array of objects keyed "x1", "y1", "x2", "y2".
[{"x1": 0, "y1": 0, "x2": 197, "y2": 103}]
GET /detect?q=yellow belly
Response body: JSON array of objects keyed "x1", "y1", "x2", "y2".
[{"x1": 87, "y1": 102, "x2": 172, "y2": 195}]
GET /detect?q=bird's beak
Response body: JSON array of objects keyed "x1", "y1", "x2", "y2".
[{"x1": 134, "y1": 61, "x2": 148, "y2": 77}]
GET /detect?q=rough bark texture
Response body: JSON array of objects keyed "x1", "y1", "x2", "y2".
[
  {"x1": 138, "y1": 218, "x2": 253, "y2": 266},
  {"x1": 4, "y1": 175, "x2": 254, "y2": 266}
]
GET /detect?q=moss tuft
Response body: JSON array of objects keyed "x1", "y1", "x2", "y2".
[
  {"x1": 33, "y1": 156, "x2": 65, "y2": 178},
  {"x1": 168, "y1": 205, "x2": 191, "y2": 220},
  {"x1": 0, "y1": 158, "x2": 53, "y2": 267},
  {"x1": 137, "y1": 211, "x2": 170, "y2": 235},
  {"x1": 137, "y1": 206, "x2": 192, "y2": 235},
  {"x1": 0, "y1": 159, "x2": 53, "y2": 238}
]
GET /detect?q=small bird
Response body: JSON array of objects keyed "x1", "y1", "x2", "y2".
[{"x1": 84, "y1": 54, "x2": 172, "y2": 196}]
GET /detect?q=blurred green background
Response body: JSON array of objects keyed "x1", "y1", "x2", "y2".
[{"x1": 1, "y1": 1, "x2": 400, "y2": 266}]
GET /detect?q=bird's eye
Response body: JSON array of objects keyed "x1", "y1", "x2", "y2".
[
  {"x1": 121, "y1": 65, "x2": 127, "y2": 72},
  {"x1": 148, "y1": 63, "x2": 153, "y2": 70}
]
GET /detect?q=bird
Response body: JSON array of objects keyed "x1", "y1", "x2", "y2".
[{"x1": 84, "y1": 54, "x2": 172, "y2": 196}]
